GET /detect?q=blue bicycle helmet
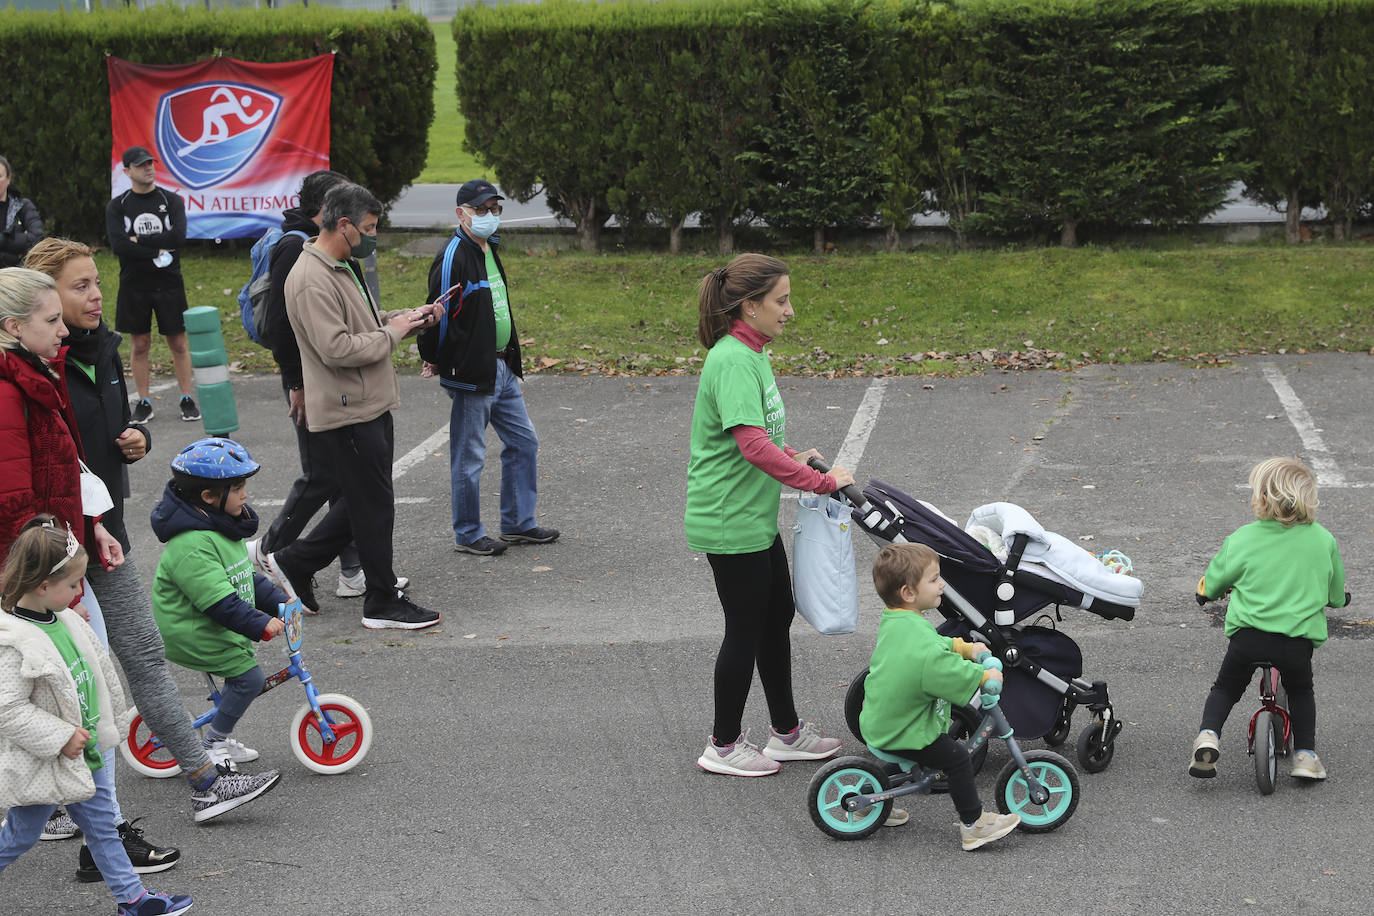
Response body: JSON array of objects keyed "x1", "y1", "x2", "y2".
[{"x1": 170, "y1": 437, "x2": 260, "y2": 492}]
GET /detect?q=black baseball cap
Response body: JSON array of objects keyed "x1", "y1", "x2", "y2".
[
  {"x1": 455, "y1": 179, "x2": 503, "y2": 208},
  {"x1": 122, "y1": 146, "x2": 157, "y2": 167}
]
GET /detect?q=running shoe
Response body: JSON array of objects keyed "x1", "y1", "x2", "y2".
[
  {"x1": 118, "y1": 891, "x2": 193, "y2": 916},
  {"x1": 77, "y1": 820, "x2": 180, "y2": 880},
  {"x1": 130, "y1": 399, "x2": 154, "y2": 423},
  {"x1": 762, "y1": 720, "x2": 842, "y2": 762},
  {"x1": 191, "y1": 765, "x2": 281, "y2": 823},
  {"x1": 960, "y1": 810, "x2": 1021, "y2": 851},
  {"x1": 696, "y1": 731, "x2": 781, "y2": 777},
  {"x1": 179, "y1": 396, "x2": 200, "y2": 422},
  {"x1": 41, "y1": 808, "x2": 81, "y2": 840}
]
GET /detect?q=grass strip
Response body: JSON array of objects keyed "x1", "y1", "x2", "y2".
[{"x1": 104, "y1": 241, "x2": 1374, "y2": 379}]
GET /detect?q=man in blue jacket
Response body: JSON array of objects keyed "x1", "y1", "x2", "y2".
[{"x1": 418, "y1": 179, "x2": 558, "y2": 557}]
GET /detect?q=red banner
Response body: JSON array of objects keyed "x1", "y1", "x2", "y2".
[{"x1": 107, "y1": 54, "x2": 334, "y2": 239}]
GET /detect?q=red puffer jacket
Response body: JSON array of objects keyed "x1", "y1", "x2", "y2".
[{"x1": 0, "y1": 346, "x2": 88, "y2": 564}]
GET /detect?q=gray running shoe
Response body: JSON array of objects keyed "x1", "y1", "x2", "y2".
[{"x1": 191, "y1": 765, "x2": 281, "y2": 823}]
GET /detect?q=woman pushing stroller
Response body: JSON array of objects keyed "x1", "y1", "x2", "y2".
[{"x1": 685, "y1": 253, "x2": 853, "y2": 777}]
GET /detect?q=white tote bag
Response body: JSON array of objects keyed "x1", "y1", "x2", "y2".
[{"x1": 791, "y1": 493, "x2": 859, "y2": 635}]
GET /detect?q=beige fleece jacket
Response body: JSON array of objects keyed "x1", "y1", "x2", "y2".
[{"x1": 284, "y1": 240, "x2": 405, "y2": 432}]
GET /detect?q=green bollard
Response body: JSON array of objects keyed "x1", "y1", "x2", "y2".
[{"x1": 183, "y1": 305, "x2": 238, "y2": 436}]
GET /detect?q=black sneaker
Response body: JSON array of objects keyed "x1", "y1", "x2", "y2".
[
  {"x1": 453, "y1": 536, "x2": 507, "y2": 556},
  {"x1": 130, "y1": 398, "x2": 154, "y2": 423},
  {"x1": 499, "y1": 526, "x2": 561, "y2": 545},
  {"x1": 191, "y1": 765, "x2": 282, "y2": 823},
  {"x1": 179, "y1": 396, "x2": 201, "y2": 422},
  {"x1": 76, "y1": 819, "x2": 180, "y2": 881},
  {"x1": 362, "y1": 590, "x2": 441, "y2": 630}
]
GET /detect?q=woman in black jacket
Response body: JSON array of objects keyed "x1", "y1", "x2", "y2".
[{"x1": 0, "y1": 156, "x2": 45, "y2": 268}]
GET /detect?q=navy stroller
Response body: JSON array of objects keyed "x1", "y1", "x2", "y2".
[{"x1": 838, "y1": 477, "x2": 1141, "y2": 773}]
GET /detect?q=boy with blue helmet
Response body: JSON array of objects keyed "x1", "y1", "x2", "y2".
[{"x1": 149, "y1": 438, "x2": 290, "y2": 772}]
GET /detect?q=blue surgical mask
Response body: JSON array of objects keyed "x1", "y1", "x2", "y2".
[{"x1": 468, "y1": 213, "x2": 500, "y2": 239}]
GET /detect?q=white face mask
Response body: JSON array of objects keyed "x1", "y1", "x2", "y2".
[{"x1": 468, "y1": 212, "x2": 500, "y2": 239}]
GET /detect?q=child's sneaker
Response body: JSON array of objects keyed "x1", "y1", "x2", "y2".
[
  {"x1": 117, "y1": 891, "x2": 193, "y2": 916},
  {"x1": 191, "y1": 765, "x2": 281, "y2": 823},
  {"x1": 696, "y1": 732, "x2": 781, "y2": 777},
  {"x1": 205, "y1": 736, "x2": 260, "y2": 767},
  {"x1": 77, "y1": 820, "x2": 180, "y2": 880},
  {"x1": 762, "y1": 719, "x2": 842, "y2": 762},
  {"x1": 1189, "y1": 729, "x2": 1220, "y2": 778},
  {"x1": 960, "y1": 810, "x2": 1021, "y2": 851},
  {"x1": 883, "y1": 807, "x2": 909, "y2": 827},
  {"x1": 40, "y1": 808, "x2": 81, "y2": 840},
  {"x1": 1290, "y1": 750, "x2": 1327, "y2": 780}
]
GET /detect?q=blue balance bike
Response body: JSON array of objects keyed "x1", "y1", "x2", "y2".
[
  {"x1": 120, "y1": 599, "x2": 373, "y2": 776},
  {"x1": 808, "y1": 653, "x2": 1080, "y2": 840}
]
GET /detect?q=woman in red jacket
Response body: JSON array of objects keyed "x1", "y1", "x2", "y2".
[{"x1": 0, "y1": 266, "x2": 122, "y2": 574}]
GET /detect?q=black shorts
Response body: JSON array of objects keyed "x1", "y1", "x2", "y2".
[{"x1": 115, "y1": 284, "x2": 189, "y2": 336}]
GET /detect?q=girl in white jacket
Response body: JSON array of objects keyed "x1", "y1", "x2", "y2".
[{"x1": 0, "y1": 515, "x2": 193, "y2": 916}]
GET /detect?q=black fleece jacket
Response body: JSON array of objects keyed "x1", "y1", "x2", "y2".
[
  {"x1": 63, "y1": 322, "x2": 150, "y2": 552},
  {"x1": 261, "y1": 207, "x2": 318, "y2": 391}
]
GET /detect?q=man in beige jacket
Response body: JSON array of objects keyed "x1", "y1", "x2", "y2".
[{"x1": 255, "y1": 182, "x2": 443, "y2": 630}]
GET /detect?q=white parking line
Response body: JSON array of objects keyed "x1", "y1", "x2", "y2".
[
  {"x1": 833, "y1": 377, "x2": 889, "y2": 473},
  {"x1": 1261, "y1": 365, "x2": 1352, "y2": 488},
  {"x1": 393, "y1": 426, "x2": 449, "y2": 481},
  {"x1": 784, "y1": 377, "x2": 889, "y2": 500}
]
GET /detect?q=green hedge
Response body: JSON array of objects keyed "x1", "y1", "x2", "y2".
[
  {"x1": 454, "y1": 0, "x2": 1374, "y2": 249},
  {"x1": 0, "y1": 6, "x2": 435, "y2": 241}
]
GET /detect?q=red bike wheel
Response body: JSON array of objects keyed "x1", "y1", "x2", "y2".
[
  {"x1": 290, "y1": 694, "x2": 373, "y2": 774},
  {"x1": 119, "y1": 713, "x2": 184, "y2": 778}
]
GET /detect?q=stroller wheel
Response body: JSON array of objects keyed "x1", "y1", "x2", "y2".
[
  {"x1": 1076, "y1": 720, "x2": 1119, "y2": 773},
  {"x1": 843, "y1": 669, "x2": 870, "y2": 744},
  {"x1": 1044, "y1": 716, "x2": 1072, "y2": 748}
]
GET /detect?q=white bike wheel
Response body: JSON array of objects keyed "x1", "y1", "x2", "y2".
[
  {"x1": 119, "y1": 711, "x2": 184, "y2": 778},
  {"x1": 289, "y1": 693, "x2": 373, "y2": 774}
]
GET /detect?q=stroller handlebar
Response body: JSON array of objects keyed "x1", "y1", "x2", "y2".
[{"x1": 806, "y1": 457, "x2": 868, "y2": 507}]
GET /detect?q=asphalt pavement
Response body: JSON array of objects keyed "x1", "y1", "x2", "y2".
[
  {"x1": 4, "y1": 354, "x2": 1373, "y2": 915},
  {"x1": 387, "y1": 182, "x2": 1318, "y2": 230}
]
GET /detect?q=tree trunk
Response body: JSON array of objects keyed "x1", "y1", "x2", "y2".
[
  {"x1": 668, "y1": 220, "x2": 684, "y2": 255},
  {"x1": 1285, "y1": 186, "x2": 1302, "y2": 244},
  {"x1": 1060, "y1": 220, "x2": 1078, "y2": 248},
  {"x1": 813, "y1": 227, "x2": 826, "y2": 253},
  {"x1": 576, "y1": 199, "x2": 600, "y2": 252},
  {"x1": 884, "y1": 224, "x2": 900, "y2": 253},
  {"x1": 716, "y1": 222, "x2": 734, "y2": 256}
]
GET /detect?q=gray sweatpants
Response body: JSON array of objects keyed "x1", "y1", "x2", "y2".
[{"x1": 85, "y1": 554, "x2": 216, "y2": 784}]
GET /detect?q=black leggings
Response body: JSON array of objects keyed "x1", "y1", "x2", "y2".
[
  {"x1": 1200, "y1": 626, "x2": 1317, "y2": 751},
  {"x1": 885, "y1": 733, "x2": 982, "y2": 825},
  {"x1": 706, "y1": 535, "x2": 799, "y2": 743}
]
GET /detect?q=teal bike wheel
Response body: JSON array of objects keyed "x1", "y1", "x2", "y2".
[
  {"x1": 995, "y1": 750, "x2": 1079, "y2": 833},
  {"x1": 807, "y1": 756, "x2": 891, "y2": 840}
]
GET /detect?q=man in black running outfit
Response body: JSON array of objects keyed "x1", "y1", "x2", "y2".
[{"x1": 104, "y1": 145, "x2": 199, "y2": 424}]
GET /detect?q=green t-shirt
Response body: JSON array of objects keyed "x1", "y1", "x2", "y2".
[
  {"x1": 1203, "y1": 518, "x2": 1346, "y2": 647},
  {"x1": 35, "y1": 617, "x2": 103, "y2": 772},
  {"x1": 684, "y1": 335, "x2": 786, "y2": 554},
  {"x1": 859, "y1": 610, "x2": 985, "y2": 752},
  {"x1": 485, "y1": 247, "x2": 511, "y2": 351},
  {"x1": 152, "y1": 530, "x2": 260, "y2": 678}
]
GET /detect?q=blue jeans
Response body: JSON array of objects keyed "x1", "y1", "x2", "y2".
[
  {"x1": 446, "y1": 360, "x2": 540, "y2": 543},
  {"x1": 0, "y1": 760, "x2": 144, "y2": 903},
  {"x1": 210, "y1": 665, "x2": 267, "y2": 736},
  {"x1": 73, "y1": 584, "x2": 125, "y2": 825}
]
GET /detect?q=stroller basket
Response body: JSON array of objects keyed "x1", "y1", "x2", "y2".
[{"x1": 846, "y1": 479, "x2": 1138, "y2": 768}]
